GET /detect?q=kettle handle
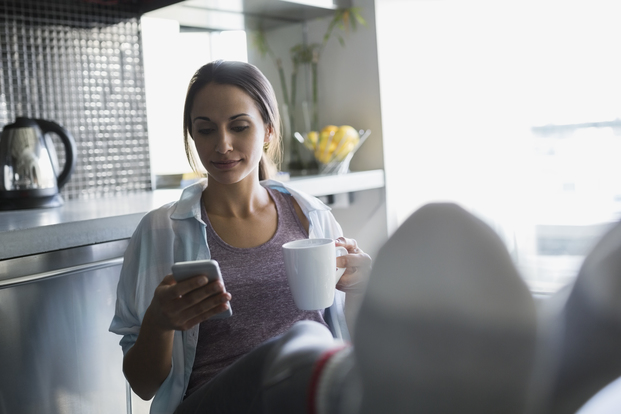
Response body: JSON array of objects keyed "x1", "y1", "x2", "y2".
[{"x1": 36, "y1": 119, "x2": 77, "y2": 190}]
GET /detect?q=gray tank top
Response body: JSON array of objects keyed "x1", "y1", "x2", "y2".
[{"x1": 185, "y1": 188, "x2": 327, "y2": 397}]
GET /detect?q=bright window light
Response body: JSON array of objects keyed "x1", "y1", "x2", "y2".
[
  {"x1": 377, "y1": 0, "x2": 621, "y2": 293},
  {"x1": 210, "y1": 31, "x2": 248, "y2": 62}
]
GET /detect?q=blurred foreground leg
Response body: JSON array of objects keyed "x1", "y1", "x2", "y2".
[
  {"x1": 174, "y1": 334, "x2": 277, "y2": 414},
  {"x1": 176, "y1": 320, "x2": 343, "y2": 414},
  {"x1": 354, "y1": 203, "x2": 538, "y2": 414},
  {"x1": 542, "y1": 221, "x2": 621, "y2": 414},
  {"x1": 262, "y1": 320, "x2": 346, "y2": 413}
]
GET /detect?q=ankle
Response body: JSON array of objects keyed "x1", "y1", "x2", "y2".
[{"x1": 308, "y1": 344, "x2": 353, "y2": 414}]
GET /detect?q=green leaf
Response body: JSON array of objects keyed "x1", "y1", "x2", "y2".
[
  {"x1": 249, "y1": 29, "x2": 274, "y2": 58},
  {"x1": 352, "y1": 8, "x2": 367, "y2": 26}
]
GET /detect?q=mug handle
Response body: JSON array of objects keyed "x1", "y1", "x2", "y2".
[{"x1": 335, "y1": 246, "x2": 348, "y2": 282}]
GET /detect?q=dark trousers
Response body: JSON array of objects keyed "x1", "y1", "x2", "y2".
[{"x1": 174, "y1": 320, "x2": 340, "y2": 414}]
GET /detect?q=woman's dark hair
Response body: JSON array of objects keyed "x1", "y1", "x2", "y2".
[{"x1": 183, "y1": 60, "x2": 282, "y2": 180}]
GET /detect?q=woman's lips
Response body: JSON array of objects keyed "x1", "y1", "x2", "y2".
[{"x1": 211, "y1": 160, "x2": 241, "y2": 170}]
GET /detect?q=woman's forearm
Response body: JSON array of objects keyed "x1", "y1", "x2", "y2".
[{"x1": 123, "y1": 308, "x2": 175, "y2": 400}]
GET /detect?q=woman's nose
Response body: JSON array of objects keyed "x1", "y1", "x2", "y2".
[{"x1": 214, "y1": 130, "x2": 233, "y2": 154}]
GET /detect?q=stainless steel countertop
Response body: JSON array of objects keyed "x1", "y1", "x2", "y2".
[{"x1": 0, "y1": 190, "x2": 182, "y2": 260}]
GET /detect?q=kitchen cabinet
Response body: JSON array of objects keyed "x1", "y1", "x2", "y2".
[
  {"x1": 0, "y1": 241, "x2": 128, "y2": 414},
  {"x1": 10, "y1": 0, "x2": 347, "y2": 27},
  {"x1": 0, "y1": 191, "x2": 182, "y2": 414}
]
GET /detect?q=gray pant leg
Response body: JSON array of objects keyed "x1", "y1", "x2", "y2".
[
  {"x1": 174, "y1": 320, "x2": 340, "y2": 414},
  {"x1": 262, "y1": 320, "x2": 342, "y2": 414},
  {"x1": 174, "y1": 335, "x2": 278, "y2": 414},
  {"x1": 316, "y1": 347, "x2": 362, "y2": 414}
]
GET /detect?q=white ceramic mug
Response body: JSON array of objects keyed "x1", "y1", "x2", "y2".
[{"x1": 282, "y1": 238, "x2": 348, "y2": 310}]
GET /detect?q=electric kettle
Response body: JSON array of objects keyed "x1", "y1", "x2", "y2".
[{"x1": 0, "y1": 117, "x2": 76, "y2": 210}]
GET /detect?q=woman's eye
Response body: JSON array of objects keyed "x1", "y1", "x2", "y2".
[
  {"x1": 197, "y1": 128, "x2": 214, "y2": 135},
  {"x1": 232, "y1": 125, "x2": 249, "y2": 132}
]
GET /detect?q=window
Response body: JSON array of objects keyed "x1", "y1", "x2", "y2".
[
  {"x1": 377, "y1": 0, "x2": 621, "y2": 294},
  {"x1": 141, "y1": 16, "x2": 248, "y2": 179}
]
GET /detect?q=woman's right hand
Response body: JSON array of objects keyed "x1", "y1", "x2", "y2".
[
  {"x1": 124, "y1": 274, "x2": 232, "y2": 400},
  {"x1": 146, "y1": 274, "x2": 232, "y2": 332}
]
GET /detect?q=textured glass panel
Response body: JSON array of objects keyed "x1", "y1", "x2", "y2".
[{"x1": 0, "y1": 0, "x2": 151, "y2": 199}]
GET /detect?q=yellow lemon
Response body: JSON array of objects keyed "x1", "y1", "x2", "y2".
[
  {"x1": 320, "y1": 125, "x2": 339, "y2": 136},
  {"x1": 333, "y1": 125, "x2": 359, "y2": 147},
  {"x1": 315, "y1": 126, "x2": 339, "y2": 161},
  {"x1": 330, "y1": 126, "x2": 359, "y2": 161},
  {"x1": 316, "y1": 138, "x2": 338, "y2": 156},
  {"x1": 306, "y1": 131, "x2": 318, "y2": 150},
  {"x1": 335, "y1": 140, "x2": 356, "y2": 161}
]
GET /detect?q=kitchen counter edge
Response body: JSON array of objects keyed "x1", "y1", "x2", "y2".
[
  {"x1": 0, "y1": 170, "x2": 385, "y2": 261},
  {"x1": 0, "y1": 190, "x2": 183, "y2": 261}
]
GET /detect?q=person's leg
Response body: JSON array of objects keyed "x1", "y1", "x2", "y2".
[
  {"x1": 174, "y1": 334, "x2": 278, "y2": 414},
  {"x1": 261, "y1": 320, "x2": 347, "y2": 413},
  {"x1": 353, "y1": 203, "x2": 538, "y2": 414},
  {"x1": 542, "y1": 220, "x2": 621, "y2": 414},
  {"x1": 310, "y1": 346, "x2": 363, "y2": 414},
  {"x1": 174, "y1": 320, "x2": 343, "y2": 414}
]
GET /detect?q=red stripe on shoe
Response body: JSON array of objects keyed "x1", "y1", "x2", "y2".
[{"x1": 307, "y1": 345, "x2": 349, "y2": 414}]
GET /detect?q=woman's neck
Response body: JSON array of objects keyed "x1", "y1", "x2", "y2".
[{"x1": 203, "y1": 176, "x2": 270, "y2": 219}]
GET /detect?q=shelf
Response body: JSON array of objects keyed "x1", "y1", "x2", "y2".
[
  {"x1": 285, "y1": 169, "x2": 385, "y2": 197},
  {"x1": 144, "y1": 0, "x2": 351, "y2": 31},
  {"x1": 155, "y1": 169, "x2": 385, "y2": 196}
]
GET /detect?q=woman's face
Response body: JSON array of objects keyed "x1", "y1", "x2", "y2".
[{"x1": 190, "y1": 82, "x2": 271, "y2": 186}]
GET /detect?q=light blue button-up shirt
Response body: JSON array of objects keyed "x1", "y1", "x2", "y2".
[{"x1": 109, "y1": 179, "x2": 348, "y2": 414}]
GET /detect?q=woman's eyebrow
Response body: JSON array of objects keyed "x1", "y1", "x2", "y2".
[
  {"x1": 230, "y1": 113, "x2": 251, "y2": 120},
  {"x1": 193, "y1": 113, "x2": 251, "y2": 123},
  {"x1": 193, "y1": 116, "x2": 211, "y2": 123}
]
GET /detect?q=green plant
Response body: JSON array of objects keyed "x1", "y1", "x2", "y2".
[{"x1": 251, "y1": 7, "x2": 366, "y2": 167}]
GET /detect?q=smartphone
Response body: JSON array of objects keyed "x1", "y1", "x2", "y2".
[{"x1": 171, "y1": 259, "x2": 232, "y2": 319}]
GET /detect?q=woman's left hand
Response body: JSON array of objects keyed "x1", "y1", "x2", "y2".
[{"x1": 335, "y1": 237, "x2": 372, "y2": 293}]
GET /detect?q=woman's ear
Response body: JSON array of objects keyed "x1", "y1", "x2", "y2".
[{"x1": 264, "y1": 124, "x2": 274, "y2": 144}]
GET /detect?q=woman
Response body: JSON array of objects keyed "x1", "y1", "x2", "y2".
[{"x1": 109, "y1": 60, "x2": 371, "y2": 413}]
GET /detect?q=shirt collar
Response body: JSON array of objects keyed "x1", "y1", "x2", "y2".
[
  {"x1": 170, "y1": 179, "x2": 207, "y2": 220},
  {"x1": 261, "y1": 179, "x2": 331, "y2": 213},
  {"x1": 169, "y1": 177, "x2": 331, "y2": 221}
]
